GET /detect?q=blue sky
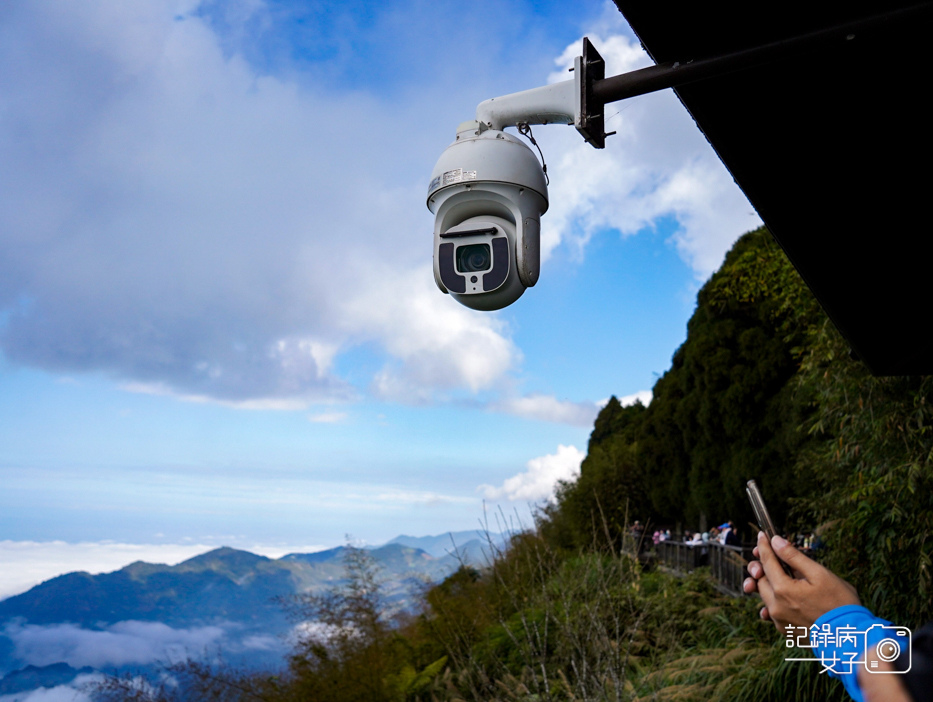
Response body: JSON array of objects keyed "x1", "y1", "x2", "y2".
[{"x1": 0, "y1": 0, "x2": 759, "y2": 596}]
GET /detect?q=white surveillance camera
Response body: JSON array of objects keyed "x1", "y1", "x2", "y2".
[
  {"x1": 427, "y1": 41, "x2": 607, "y2": 311},
  {"x1": 427, "y1": 120, "x2": 546, "y2": 310}
]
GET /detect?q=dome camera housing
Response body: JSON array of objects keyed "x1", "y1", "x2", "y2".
[
  {"x1": 426, "y1": 40, "x2": 607, "y2": 310},
  {"x1": 427, "y1": 121, "x2": 548, "y2": 311}
]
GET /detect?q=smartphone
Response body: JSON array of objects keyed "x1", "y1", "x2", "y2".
[{"x1": 746, "y1": 479, "x2": 794, "y2": 577}]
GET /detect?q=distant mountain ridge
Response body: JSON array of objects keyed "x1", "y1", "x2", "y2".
[
  {"x1": 0, "y1": 532, "x2": 502, "y2": 628},
  {"x1": 386, "y1": 529, "x2": 503, "y2": 559},
  {"x1": 0, "y1": 532, "x2": 503, "y2": 683},
  {"x1": 2, "y1": 544, "x2": 431, "y2": 627},
  {"x1": 0, "y1": 663, "x2": 95, "y2": 695},
  {"x1": 0, "y1": 546, "x2": 298, "y2": 628}
]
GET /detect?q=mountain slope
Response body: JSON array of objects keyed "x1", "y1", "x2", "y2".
[
  {"x1": 0, "y1": 547, "x2": 300, "y2": 627},
  {"x1": 0, "y1": 540, "x2": 467, "y2": 629}
]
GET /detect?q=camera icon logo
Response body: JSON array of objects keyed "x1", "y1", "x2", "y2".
[{"x1": 864, "y1": 624, "x2": 911, "y2": 673}]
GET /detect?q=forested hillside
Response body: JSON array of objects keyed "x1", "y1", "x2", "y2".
[
  {"x1": 543, "y1": 227, "x2": 822, "y2": 550},
  {"x1": 95, "y1": 227, "x2": 933, "y2": 701}
]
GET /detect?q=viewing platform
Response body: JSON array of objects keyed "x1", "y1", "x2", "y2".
[{"x1": 623, "y1": 535, "x2": 754, "y2": 597}]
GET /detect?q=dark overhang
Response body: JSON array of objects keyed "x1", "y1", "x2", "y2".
[{"x1": 614, "y1": 1, "x2": 933, "y2": 375}]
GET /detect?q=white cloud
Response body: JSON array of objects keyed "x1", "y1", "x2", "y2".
[
  {"x1": 0, "y1": 674, "x2": 102, "y2": 702},
  {"x1": 487, "y1": 390, "x2": 649, "y2": 427},
  {"x1": 239, "y1": 634, "x2": 280, "y2": 652},
  {"x1": 4, "y1": 620, "x2": 226, "y2": 668},
  {"x1": 492, "y1": 394, "x2": 601, "y2": 426},
  {"x1": 480, "y1": 444, "x2": 585, "y2": 502},
  {"x1": 344, "y1": 266, "x2": 519, "y2": 402},
  {"x1": 0, "y1": 1, "x2": 519, "y2": 407},
  {"x1": 619, "y1": 390, "x2": 652, "y2": 407},
  {"x1": 120, "y1": 381, "x2": 312, "y2": 410},
  {"x1": 371, "y1": 489, "x2": 474, "y2": 506}
]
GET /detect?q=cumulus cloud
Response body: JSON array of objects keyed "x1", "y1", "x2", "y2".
[
  {"x1": 0, "y1": 0, "x2": 519, "y2": 407},
  {"x1": 347, "y1": 266, "x2": 518, "y2": 403},
  {"x1": 539, "y1": 26, "x2": 761, "y2": 277},
  {"x1": 5, "y1": 621, "x2": 225, "y2": 668},
  {"x1": 480, "y1": 444, "x2": 585, "y2": 502}
]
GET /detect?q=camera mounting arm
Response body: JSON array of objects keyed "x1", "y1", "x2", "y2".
[
  {"x1": 474, "y1": 38, "x2": 608, "y2": 148},
  {"x1": 474, "y1": 79, "x2": 575, "y2": 130}
]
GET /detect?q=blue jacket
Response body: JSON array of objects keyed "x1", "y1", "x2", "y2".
[{"x1": 806, "y1": 605, "x2": 908, "y2": 702}]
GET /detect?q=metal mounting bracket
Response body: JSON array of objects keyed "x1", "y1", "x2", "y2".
[{"x1": 576, "y1": 37, "x2": 609, "y2": 149}]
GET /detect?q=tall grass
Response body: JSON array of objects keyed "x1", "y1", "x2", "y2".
[
  {"x1": 90, "y1": 530, "x2": 849, "y2": 701},
  {"x1": 418, "y1": 527, "x2": 849, "y2": 702}
]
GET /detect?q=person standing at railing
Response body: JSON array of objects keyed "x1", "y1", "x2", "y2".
[{"x1": 725, "y1": 520, "x2": 741, "y2": 547}]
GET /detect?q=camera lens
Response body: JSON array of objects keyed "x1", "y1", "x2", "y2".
[
  {"x1": 456, "y1": 243, "x2": 491, "y2": 273},
  {"x1": 876, "y1": 638, "x2": 900, "y2": 662}
]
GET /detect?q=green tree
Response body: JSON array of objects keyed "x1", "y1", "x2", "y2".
[
  {"x1": 550, "y1": 227, "x2": 822, "y2": 538},
  {"x1": 544, "y1": 397, "x2": 647, "y2": 551},
  {"x1": 639, "y1": 227, "x2": 820, "y2": 530},
  {"x1": 287, "y1": 544, "x2": 397, "y2": 701}
]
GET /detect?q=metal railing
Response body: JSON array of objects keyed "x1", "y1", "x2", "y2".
[
  {"x1": 709, "y1": 543, "x2": 755, "y2": 596},
  {"x1": 656, "y1": 540, "x2": 706, "y2": 571},
  {"x1": 655, "y1": 540, "x2": 753, "y2": 597}
]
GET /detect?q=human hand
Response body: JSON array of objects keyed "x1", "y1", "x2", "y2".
[{"x1": 742, "y1": 531, "x2": 860, "y2": 630}]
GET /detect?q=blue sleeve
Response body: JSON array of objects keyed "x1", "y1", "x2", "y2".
[{"x1": 810, "y1": 605, "x2": 895, "y2": 702}]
